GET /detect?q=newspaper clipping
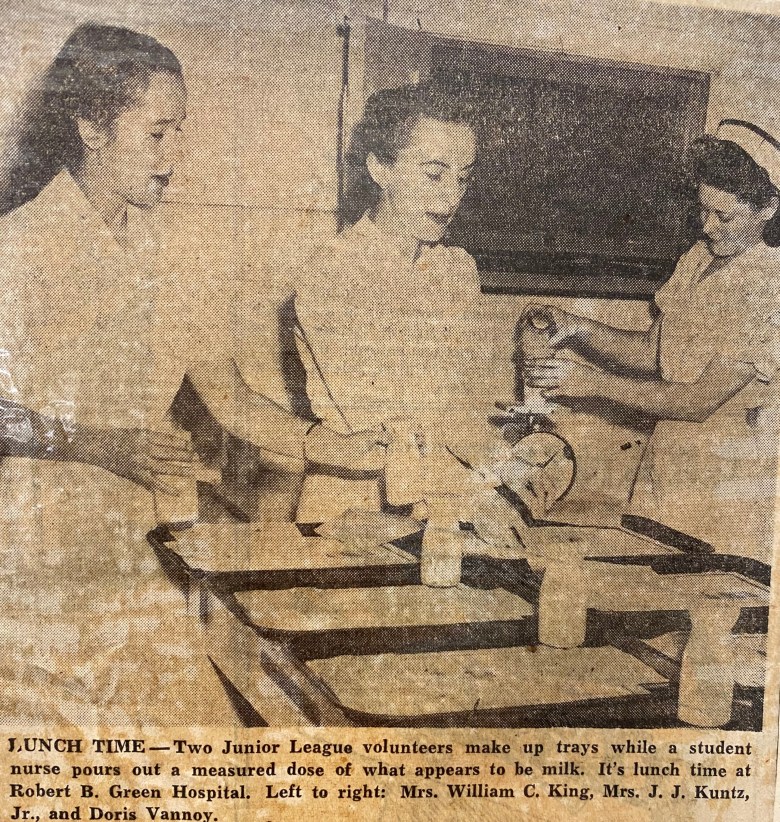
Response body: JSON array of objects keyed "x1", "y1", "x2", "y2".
[{"x1": 0, "y1": 0, "x2": 779, "y2": 819}]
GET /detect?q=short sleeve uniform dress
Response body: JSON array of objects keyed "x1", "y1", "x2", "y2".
[{"x1": 630, "y1": 240, "x2": 780, "y2": 563}]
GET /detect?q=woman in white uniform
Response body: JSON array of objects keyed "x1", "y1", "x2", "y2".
[
  {"x1": 293, "y1": 83, "x2": 501, "y2": 528},
  {"x1": 524, "y1": 120, "x2": 780, "y2": 564},
  {"x1": 0, "y1": 23, "x2": 382, "y2": 724}
]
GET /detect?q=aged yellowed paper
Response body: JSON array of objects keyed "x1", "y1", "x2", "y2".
[{"x1": 0, "y1": 0, "x2": 778, "y2": 820}]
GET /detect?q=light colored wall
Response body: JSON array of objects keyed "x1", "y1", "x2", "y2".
[{"x1": 1, "y1": 0, "x2": 778, "y2": 506}]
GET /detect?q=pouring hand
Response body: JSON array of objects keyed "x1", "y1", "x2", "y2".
[
  {"x1": 523, "y1": 358, "x2": 597, "y2": 400},
  {"x1": 521, "y1": 304, "x2": 587, "y2": 348}
]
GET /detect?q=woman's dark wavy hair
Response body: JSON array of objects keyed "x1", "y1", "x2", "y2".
[
  {"x1": 340, "y1": 80, "x2": 478, "y2": 227},
  {"x1": 0, "y1": 22, "x2": 182, "y2": 216},
  {"x1": 690, "y1": 132, "x2": 780, "y2": 246}
]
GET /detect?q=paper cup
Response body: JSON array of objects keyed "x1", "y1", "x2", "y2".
[
  {"x1": 537, "y1": 559, "x2": 588, "y2": 648},
  {"x1": 420, "y1": 526, "x2": 462, "y2": 588}
]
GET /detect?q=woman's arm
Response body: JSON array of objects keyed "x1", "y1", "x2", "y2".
[
  {"x1": 0, "y1": 399, "x2": 197, "y2": 493},
  {"x1": 522, "y1": 304, "x2": 660, "y2": 376},
  {"x1": 187, "y1": 357, "x2": 386, "y2": 473},
  {"x1": 525, "y1": 356, "x2": 756, "y2": 423}
]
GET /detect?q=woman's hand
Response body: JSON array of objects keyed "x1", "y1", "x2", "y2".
[
  {"x1": 381, "y1": 415, "x2": 427, "y2": 454},
  {"x1": 303, "y1": 424, "x2": 387, "y2": 473},
  {"x1": 77, "y1": 427, "x2": 197, "y2": 493},
  {"x1": 467, "y1": 490, "x2": 531, "y2": 555},
  {"x1": 524, "y1": 358, "x2": 599, "y2": 400},
  {"x1": 499, "y1": 457, "x2": 561, "y2": 519},
  {"x1": 521, "y1": 304, "x2": 589, "y2": 348}
]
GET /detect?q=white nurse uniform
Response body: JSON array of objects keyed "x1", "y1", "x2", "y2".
[{"x1": 630, "y1": 240, "x2": 780, "y2": 563}]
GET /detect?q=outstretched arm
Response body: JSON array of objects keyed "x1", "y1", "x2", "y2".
[
  {"x1": 0, "y1": 399, "x2": 197, "y2": 493},
  {"x1": 525, "y1": 355, "x2": 756, "y2": 423},
  {"x1": 521, "y1": 304, "x2": 661, "y2": 376},
  {"x1": 187, "y1": 357, "x2": 387, "y2": 473}
]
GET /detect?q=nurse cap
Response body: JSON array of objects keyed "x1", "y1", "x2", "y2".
[{"x1": 715, "y1": 118, "x2": 780, "y2": 189}]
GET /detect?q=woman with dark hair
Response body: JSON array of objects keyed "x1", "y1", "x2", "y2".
[
  {"x1": 0, "y1": 22, "x2": 382, "y2": 724},
  {"x1": 292, "y1": 82, "x2": 504, "y2": 529},
  {"x1": 0, "y1": 22, "x2": 201, "y2": 726},
  {"x1": 0, "y1": 22, "x2": 184, "y2": 216},
  {"x1": 523, "y1": 120, "x2": 780, "y2": 563}
]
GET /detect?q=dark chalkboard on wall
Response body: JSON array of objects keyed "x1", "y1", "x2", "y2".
[{"x1": 360, "y1": 21, "x2": 710, "y2": 299}]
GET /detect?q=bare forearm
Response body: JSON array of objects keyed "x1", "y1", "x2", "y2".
[
  {"x1": 189, "y1": 358, "x2": 387, "y2": 475},
  {"x1": 188, "y1": 358, "x2": 309, "y2": 464},
  {"x1": 572, "y1": 317, "x2": 658, "y2": 375},
  {"x1": 586, "y1": 369, "x2": 748, "y2": 422}
]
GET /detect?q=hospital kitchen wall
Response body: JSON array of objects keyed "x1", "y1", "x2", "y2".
[{"x1": 1, "y1": 0, "x2": 777, "y2": 515}]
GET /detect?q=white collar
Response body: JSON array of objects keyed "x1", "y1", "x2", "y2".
[
  {"x1": 348, "y1": 212, "x2": 449, "y2": 267},
  {"x1": 37, "y1": 170, "x2": 156, "y2": 257}
]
